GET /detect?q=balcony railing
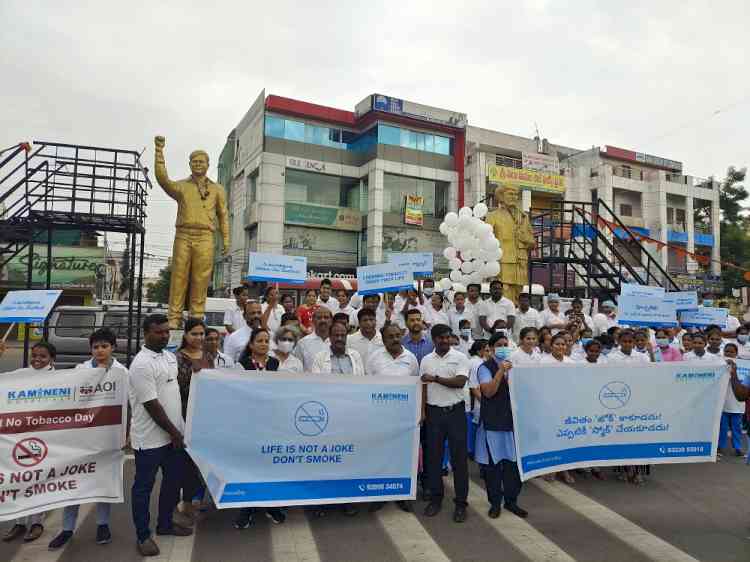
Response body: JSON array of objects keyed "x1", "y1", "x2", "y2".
[{"x1": 612, "y1": 166, "x2": 644, "y2": 181}]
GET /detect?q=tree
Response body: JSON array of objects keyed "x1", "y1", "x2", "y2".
[
  {"x1": 715, "y1": 167, "x2": 749, "y2": 293},
  {"x1": 146, "y1": 265, "x2": 171, "y2": 304}
]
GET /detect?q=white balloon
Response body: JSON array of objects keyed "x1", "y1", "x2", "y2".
[
  {"x1": 444, "y1": 212, "x2": 459, "y2": 227},
  {"x1": 439, "y1": 277, "x2": 453, "y2": 291},
  {"x1": 452, "y1": 282, "x2": 466, "y2": 293},
  {"x1": 473, "y1": 203, "x2": 488, "y2": 218},
  {"x1": 439, "y1": 222, "x2": 448, "y2": 235},
  {"x1": 481, "y1": 237, "x2": 497, "y2": 252},
  {"x1": 461, "y1": 248, "x2": 474, "y2": 261},
  {"x1": 460, "y1": 274, "x2": 473, "y2": 286},
  {"x1": 497, "y1": 247, "x2": 503, "y2": 260},
  {"x1": 457, "y1": 214, "x2": 473, "y2": 229},
  {"x1": 448, "y1": 257, "x2": 462, "y2": 271},
  {"x1": 486, "y1": 261, "x2": 500, "y2": 277},
  {"x1": 443, "y1": 247, "x2": 457, "y2": 260},
  {"x1": 460, "y1": 260, "x2": 473, "y2": 273},
  {"x1": 458, "y1": 206, "x2": 473, "y2": 219},
  {"x1": 449, "y1": 269, "x2": 462, "y2": 282},
  {"x1": 468, "y1": 271, "x2": 483, "y2": 284}
]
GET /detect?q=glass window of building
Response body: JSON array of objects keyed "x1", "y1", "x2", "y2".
[
  {"x1": 379, "y1": 125, "x2": 401, "y2": 146},
  {"x1": 265, "y1": 115, "x2": 285, "y2": 138},
  {"x1": 434, "y1": 135, "x2": 451, "y2": 155},
  {"x1": 285, "y1": 120, "x2": 305, "y2": 142},
  {"x1": 247, "y1": 173, "x2": 257, "y2": 205},
  {"x1": 383, "y1": 173, "x2": 448, "y2": 217},
  {"x1": 285, "y1": 169, "x2": 363, "y2": 210}
]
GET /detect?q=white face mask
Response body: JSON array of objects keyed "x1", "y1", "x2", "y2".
[
  {"x1": 276, "y1": 340, "x2": 294, "y2": 354},
  {"x1": 423, "y1": 288, "x2": 434, "y2": 297}
]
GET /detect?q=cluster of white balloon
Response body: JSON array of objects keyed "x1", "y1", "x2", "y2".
[{"x1": 437, "y1": 204, "x2": 502, "y2": 293}]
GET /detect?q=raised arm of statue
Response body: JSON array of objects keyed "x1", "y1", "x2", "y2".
[
  {"x1": 518, "y1": 215, "x2": 535, "y2": 250},
  {"x1": 216, "y1": 183, "x2": 230, "y2": 255},
  {"x1": 153, "y1": 135, "x2": 179, "y2": 200}
]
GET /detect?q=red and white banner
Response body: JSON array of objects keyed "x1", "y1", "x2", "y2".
[{"x1": 0, "y1": 367, "x2": 127, "y2": 521}]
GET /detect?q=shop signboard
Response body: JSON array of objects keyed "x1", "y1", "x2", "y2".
[
  {"x1": 285, "y1": 202, "x2": 361, "y2": 232},
  {"x1": 487, "y1": 164, "x2": 565, "y2": 194},
  {"x1": 403, "y1": 195, "x2": 424, "y2": 226},
  {"x1": 522, "y1": 152, "x2": 560, "y2": 174},
  {"x1": 3, "y1": 246, "x2": 105, "y2": 289}
]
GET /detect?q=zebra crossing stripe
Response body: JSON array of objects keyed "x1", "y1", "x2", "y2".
[
  {"x1": 375, "y1": 504, "x2": 451, "y2": 562},
  {"x1": 532, "y1": 479, "x2": 700, "y2": 562}
]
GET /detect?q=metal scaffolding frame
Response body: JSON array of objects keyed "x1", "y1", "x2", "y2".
[{"x1": 0, "y1": 141, "x2": 151, "y2": 366}]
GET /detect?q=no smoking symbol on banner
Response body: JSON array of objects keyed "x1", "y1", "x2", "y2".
[{"x1": 12, "y1": 437, "x2": 48, "y2": 467}]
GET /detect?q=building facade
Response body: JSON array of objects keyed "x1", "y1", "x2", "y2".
[
  {"x1": 214, "y1": 92, "x2": 721, "y2": 294},
  {"x1": 565, "y1": 145, "x2": 721, "y2": 285},
  {"x1": 217, "y1": 92, "x2": 466, "y2": 289}
]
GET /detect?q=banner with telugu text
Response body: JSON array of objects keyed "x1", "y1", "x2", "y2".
[
  {"x1": 509, "y1": 362, "x2": 728, "y2": 481},
  {"x1": 0, "y1": 368, "x2": 127, "y2": 521},
  {"x1": 185, "y1": 370, "x2": 421, "y2": 508}
]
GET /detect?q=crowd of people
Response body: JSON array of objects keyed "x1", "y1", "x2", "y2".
[{"x1": 2, "y1": 277, "x2": 748, "y2": 557}]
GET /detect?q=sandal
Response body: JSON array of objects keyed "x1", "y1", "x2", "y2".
[
  {"x1": 23, "y1": 523, "x2": 44, "y2": 542},
  {"x1": 2, "y1": 524, "x2": 26, "y2": 542}
]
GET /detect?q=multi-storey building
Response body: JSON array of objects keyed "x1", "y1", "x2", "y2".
[
  {"x1": 214, "y1": 92, "x2": 721, "y2": 295},
  {"x1": 565, "y1": 145, "x2": 721, "y2": 288}
]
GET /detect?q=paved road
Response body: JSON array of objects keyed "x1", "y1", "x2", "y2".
[{"x1": 2, "y1": 452, "x2": 750, "y2": 562}]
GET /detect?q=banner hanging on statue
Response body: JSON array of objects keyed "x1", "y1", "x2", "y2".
[
  {"x1": 185, "y1": 371, "x2": 421, "y2": 507},
  {"x1": 509, "y1": 362, "x2": 728, "y2": 481},
  {"x1": 0, "y1": 367, "x2": 127, "y2": 521}
]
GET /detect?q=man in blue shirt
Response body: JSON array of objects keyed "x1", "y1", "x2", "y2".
[{"x1": 402, "y1": 309, "x2": 434, "y2": 365}]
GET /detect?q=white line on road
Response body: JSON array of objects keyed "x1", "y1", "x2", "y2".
[
  {"x1": 269, "y1": 509, "x2": 321, "y2": 562},
  {"x1": 375, "y1": 503, "x2": 450, "y2": 562},
  {"x1": 532, "y1": 479, "x2": 701, "y2": 562},
  {"x1": 448, "y1": 481, "x2": 576, "y2": 562},
  {"x1": 9, "y1": 506, "x2": 89, "y2": 562}
]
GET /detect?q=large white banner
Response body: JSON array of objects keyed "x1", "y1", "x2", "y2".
[
  {"x1": 185, "y1": 370, "x2": 421, "y2": 508},
  {"x1": 509, "y1": 363, "x2": 728, "y2": 481},
  {"x1": 0, "y1": 368, "x2": 127, "y2": 521}
]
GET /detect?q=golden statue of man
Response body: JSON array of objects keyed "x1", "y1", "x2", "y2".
[
  {"x1": 154, "y1": 136, "x2": 230, "y2": 329},
  {"x1": 484, "y1": 183, "x2": 535, "y2": 303}
]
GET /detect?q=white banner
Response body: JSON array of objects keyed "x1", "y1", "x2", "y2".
[
  {"x1": 0, "y1": 368, "x2": 127, "y2": 521},
  {"x1": 509, "y1": 362, "x2": 728, "y2": 481},
  {"x1": 185, "y1": 370, "x2": 421, "y2": 507}
]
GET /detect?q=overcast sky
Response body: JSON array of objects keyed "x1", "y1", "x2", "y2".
[{"x1": 2, "y1": 1, "x2": 749, "y2": 275}]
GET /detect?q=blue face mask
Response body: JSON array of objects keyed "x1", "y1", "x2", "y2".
[
  {"x1": 460, "y1": 328, "x2": 472, "y2": 340},
  {"x1": 602, "y1": 347, "x2": 612, "y2": 356},
  {"x1": 581, "y1": 338, "x2": 593, "y2": 346},
  {"x1": 494, "y1": 347, "x2": 510, "y2": 362}
]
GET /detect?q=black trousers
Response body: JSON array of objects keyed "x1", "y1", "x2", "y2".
[
  {"x1": 483, "y1": 450, "x2": 522, "y2": 507},
  {"x1": 425, "y1": 403, "x2": 468, "y2": 507},
  {"x1": 181, "y1": 454, "x2": 203, "y2": 503}
]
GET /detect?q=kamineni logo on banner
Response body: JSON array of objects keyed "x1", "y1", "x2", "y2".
[
  {"x1": 294, "y1": 401, "x2": 329, "y2": 436},
  {"x1": 7, "y1": 386, "x2": 73, "y2": 404},
  {"x1": 598, "y1": 381, "x2": 631, "y2": 409},
  {"x1": 371, "y1": 391, "x2": 409, "y2": 404},
  {"x1": 77, "y1": 380, "x2": 117, "y2": 401}
]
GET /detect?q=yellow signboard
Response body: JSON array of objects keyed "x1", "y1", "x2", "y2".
[{"x1": 487, "y1": 164, "x2": 565, "y2": 194}]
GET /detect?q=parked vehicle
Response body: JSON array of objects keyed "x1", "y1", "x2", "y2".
[{"x1": 47, "y1": 304, "x2": 166, "y2": 368}]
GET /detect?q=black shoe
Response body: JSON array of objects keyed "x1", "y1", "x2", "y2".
[
  {"x1": 311, "y1": 507, "x2": 326, "y2": 518},
  {"x1": 266, "y1": 509, "x2": 286, "y2": 525},
  {"x1": 488, "y1": 505, "x2": 502, "y2": 519},
  {"x1": 368, "y1": 502, "x2": 385, "y2": 513},
  {"x1": 453, "y1": 505, "x2": 467, "y2": 523},
  {"x1": 95, "y1": 525, "x2": 112, "y2": 545},
  {"x1": 396, "y1": 500, "x2": 412, "y2": 513},
  {"x1": 48, "y1": 530, "x2": 73, "y2": 550},
  {"x1": 233, "y1": 510, "x2": 254, "y2": 530},
  {"x1": 505, "y1": 503, "x2": 528, "y2": 519},
  {"x1": 441, "y1": 468, "x2": 450, "y2": 477},
  {"x1": 343, "y1": 504, "x2": 358, "y2": 517},
  {"x1": 423, "y1": 502, "x2": 442, "y2": 517}
]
